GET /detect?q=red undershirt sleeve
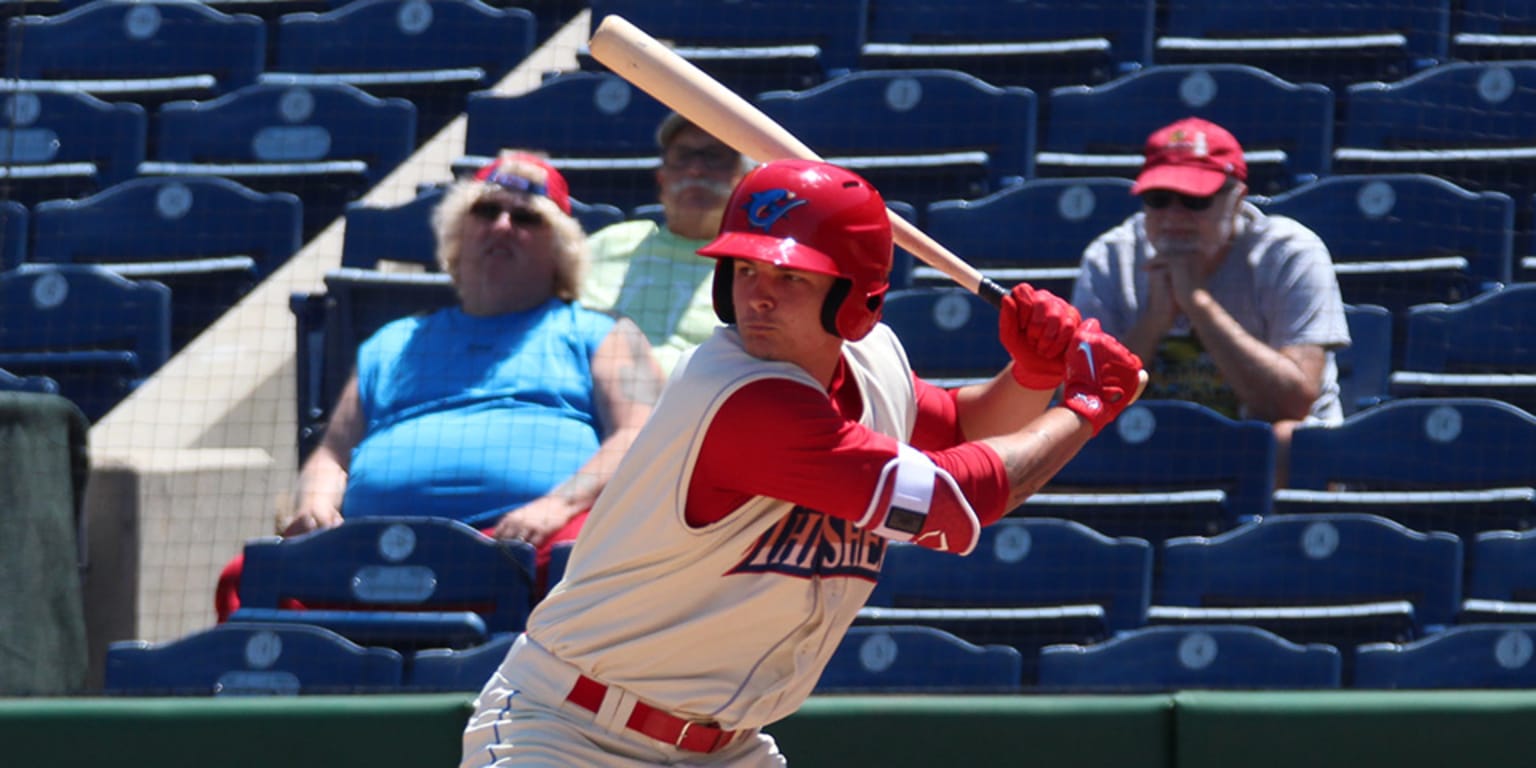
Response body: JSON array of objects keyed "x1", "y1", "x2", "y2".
[{"x1": 688, "y1": 376, "x2": 1011, "y2": 528}]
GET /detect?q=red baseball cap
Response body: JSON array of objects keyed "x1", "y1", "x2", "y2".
[
  {"x1": 474, "y1": 152, "x2": 572, "y2": 214},
  {"x1": 1131, "y1": 117, "x2": 1247, "y2": 197}
]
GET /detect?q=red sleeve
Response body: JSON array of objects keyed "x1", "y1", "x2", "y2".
[
  {"x1": 909, "y1": 373, "x2": 965, "y2": 450},
  {"x1": 688, "y1": 378, "x2": 1011, "y2": 527}
]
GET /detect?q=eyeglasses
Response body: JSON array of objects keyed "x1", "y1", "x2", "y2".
[
  {"x1": 662, "y1": 146, "x2": 739, "y2": 172},
  {"x1": 1141, "y1": 189, "x2": 1218, "y2": 211},
  {"x1": 468, "y1": 200, "x2": 547, "y2": 227}
]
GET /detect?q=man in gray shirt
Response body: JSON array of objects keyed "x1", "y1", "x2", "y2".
[{"x1": 1071, "y1": 117, "x2": 1349, "y2": 485}]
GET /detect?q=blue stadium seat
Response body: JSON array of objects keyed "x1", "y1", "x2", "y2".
[
  {"x1": 922, "y1": 177, "x2": 1139, "y2": 297},
  {"x1": 1041, "y1": 64, "x2": 1334, "y2": 197},
  {"x1": 262, "y1": 0, "x2": 536, "y2": 138},
  {"x1": 544, "y1": 540, "x2": 574, "y2": 595},
  {"x1": 1039, "y1": 624, "x2": 1342, "y2": 691},
  {"x1": 291, "y1": 268, "x2": 457, "y2": 461},
  {"x1": 816, "y1": 625, "x2": 1024, "y2": 693},
  {"x1": 859, "y1": 0, "x2": 1154, "y2": 94},
  {"x1": 1461, "y1": 529, "x2": 1536, "y2": 623},
  {"x1": 1260, "y1": 174, "x2": 1515, "y2": 317},
  {"x1": 1452, "y1": 0, "x2": 1536, "y2": 62},
  {"x1": 1036, "y1": 400, "x2": 1277, "y2": 543},
  {"x1": 408, "y1": 633, "x2": 517, "y2": 691},
  {"x1": 1391, "y1": 284, "x2": 1536, "y2": 414},
  {"x1": 860, "y1": 518, "x2": 1152, "y2": 683},
  {"x1": 1338, "y1": 304, "x2": 1392, "y2": 416},
  {"x1": 0, "y1": 264, "x2": 171, "y2": 421},
  {"x1": 1335, "y1": 62, "x2": 1536, "y2": 243},
  {"x1": 231, "y1": 517, "x2": 537, "y2": 650},
  {"x1": 1154, "y1": 0, "x2": 1450, "y2": 93},
  {"x1": 0, "y1": 367, "x2": 59, "y2": 395},
  {"x1": 462, "y1": 71, "x2": 671, "y2": 213},
  {"x1": 5, "y1": 0, "x2": 266, "y2": 110},
  {"x1": 755, "y1": 69, "x2": 1036, "y2": 212},
  {"x1": 105, "y1": 622, "x2": 403, "y2": 695},
  {"x1": 0, "y1": 90, "x2": 146, "y2": 205},
  {"x1": 1355, "y1": 623, "x2": 1536, "y2": 689},
  {"x1": 879, "y1": 287, "x2": 1008, "y2": 387},
  {"x1": 1, "y1": 200, "x2": 26, "y2": 270},
  {"x1": 581, "y1": 0, "x2": 868, "y2": 96},
  {"x1": 1283, "y1": 398, "x2": 1536, "y2": 547},
  {"x1": 1151, "y1": 514, "x2": 1463, "y2": 656},
  {"x1": 341, "y1": 187, "x2": 625, "y2": 271},
  {"x1": 31, "y1": 176, "x2": 303, "y2": 352},
  {"x1": 142, "y1": 82, "x2": 417, "y2": 238}
]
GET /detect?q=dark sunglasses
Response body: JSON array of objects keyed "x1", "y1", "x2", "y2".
[
  {"x1": 1141, "y1": 189, "x2": 1218, "y2": 211},
  {"x1": 468, "y1": 200, "x2": 547, "y2": 227}
]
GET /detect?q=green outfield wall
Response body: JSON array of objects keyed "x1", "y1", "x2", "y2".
[{"x1": 0, "y1": 691, "x2": 1530, "y2": 767}]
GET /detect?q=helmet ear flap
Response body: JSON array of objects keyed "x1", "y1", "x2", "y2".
[
  {"x1": 712, "y1": 258, "x2": 736, "y2": 324},
  {"x1": 821, "y1": 279, "x2": 851, "y2": 337}
]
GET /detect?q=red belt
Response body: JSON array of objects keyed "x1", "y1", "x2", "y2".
[{"x1": 565, "y1": 674, "x2": 737, "y2": 754}]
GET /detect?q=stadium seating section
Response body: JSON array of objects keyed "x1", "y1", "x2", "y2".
[{"x1": 10, "y1": 0, "x2": 1536, "y2": 697}]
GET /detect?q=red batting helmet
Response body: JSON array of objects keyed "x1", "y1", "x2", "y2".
[{"x1": 697, "y1": 159, "x2": 893, "y2": 340}]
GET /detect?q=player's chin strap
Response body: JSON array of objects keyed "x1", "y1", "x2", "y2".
[{"x1": 857, "y1": 444, "x2": 980, "y2": 556}]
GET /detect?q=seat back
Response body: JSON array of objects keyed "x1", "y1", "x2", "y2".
[
  {"x1": 0, "y1": 90, "x2": 147, "y2": 202},
  {"x1": 1337, "y1": 304, "x2": 1392, "y2": 415},
  {"x1": 862, "y1": 0, "x2": 1154, "y2": 91},
  {"x1": 6, "y1": 1, "x2": 265, "y2": 92},
  {"x1": 1, "y1": 200, "x2": 26, "y2": 270},
  {"x1": 588, "y1": 0, "x2": 867, "y2": 91},
  {"x1": 32, "y1": 176, "x2": 303, "y2": 278},
  {"x1": 1038, "y1": 624, "x2": 1342, "y2": 690},
  {"x1": 1289, "y1": 397, "x2": 1536, "y2": 491},
  {"x1": 879, "y1": 287, "x2": 1008, "y2": 385},
  {"x1": 1158, "y1": 513, "x2": 1463, "y2": 631},
  {"x1": 1043, "y1": 64, "x2": 1333, "y2": 196},
  {"x1": 1402, "y1": 283, "x2": 1536, "y2": 373},
  {"x1": 816, "y1": 625, "x2": 1023, "y2": 693},
  {"x1": 464, "y1": 71, "x2": 670, "y2": 212},
  {"x1": 1157, "y1": 0, "x2": 1449, "y2": 90},
  {"x1": 756, "y1": 69, "x2": 1036, "y2": 208},
  {"x1": 0, "y1": 264, "x2": 171, "y2": 372},
  {"x1": 0, "y1": 367, "x2": 59, "y2": 394},
  {"x1": 869, "y1": 518, "x2": 1153, "y2": 632},
  {"x1": 409, "y1": 633, "x2": 518, "y2": 691},
  {"x1": 1454, "y1": 0, "x2": 1536, "y2": 60},
  {"x1": 1051, "y1": 400, "x2": 1278, "y2": 524},
  {"x1": 925, "y1": 177, "x2": 1138, "y2": 296},
  {"x1": 1262, "y1": 173, "x2": 1515, "y2": 296},
  {"x1": 1355, "y1": 623, "x2": 1536, "y2": 688},
  {"x1": 105, "y1": 623, "x2": 403, "y2": 695},
  {"x1": 1469, "y1": 529, "x2": 1536, "y2": 602},
  {"x1": 235, "y1": 517, "x2": 537, "y2": 649},
  {"x1": 272, "y1": 0, "x2": 533, "y2": 80}
]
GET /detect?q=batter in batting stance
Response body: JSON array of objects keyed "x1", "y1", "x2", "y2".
[{"x1": 461, "y1": 159, "x2": 1144, "y2": 767}]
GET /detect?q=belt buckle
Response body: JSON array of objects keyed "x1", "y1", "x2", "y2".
[{"x1": 675, "y1": 720, "x2": 698, "y2": 749}]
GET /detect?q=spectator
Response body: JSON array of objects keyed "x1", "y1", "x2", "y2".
[
  {"x1": 1071, "y1": 117, "x2": 1349, "y2": 485},
  {"x1": 215, "y1": 151, "x2": 665, "y2": 620},
  {"x1": 583, "y1": 112, "x2": 751, "y2": 373}
]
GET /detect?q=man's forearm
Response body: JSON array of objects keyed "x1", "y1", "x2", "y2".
[
  {"x1": 1182, "y1": 291, "x2": 1316, "y2": 421},
  {"x1": 981, "y1": 408, "x2": 1095, "y2": 510}
]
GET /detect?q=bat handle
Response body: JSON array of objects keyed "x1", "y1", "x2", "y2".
[{"x1": 975, "y1": 277, "x2": 1008, "y2": 308}]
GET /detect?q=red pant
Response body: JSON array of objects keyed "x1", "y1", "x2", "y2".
[{"x1": 214, "y1": 512, "x2": 587, "y2": 623}]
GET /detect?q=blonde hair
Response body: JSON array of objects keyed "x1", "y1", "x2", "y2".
[{"x1": 432, "y1": 151, "x2": 588, "y2": 301}]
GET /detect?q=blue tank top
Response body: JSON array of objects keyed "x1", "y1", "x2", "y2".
[{"x1": 343, "y1": 299, "x2": 616, "y2": 527}]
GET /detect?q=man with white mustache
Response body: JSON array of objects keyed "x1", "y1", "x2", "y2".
[{"x1": 583, "y1": 113, "x2": 752, "y2": 373}]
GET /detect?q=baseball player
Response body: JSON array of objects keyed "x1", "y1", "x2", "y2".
[{"x1": 460, "y1": 159, "x2": 1143, "y2": 767}]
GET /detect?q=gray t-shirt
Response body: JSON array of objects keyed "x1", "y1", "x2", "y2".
[{"x1": 1071, "y1": 202, "x2": 1351, "y2": 424}]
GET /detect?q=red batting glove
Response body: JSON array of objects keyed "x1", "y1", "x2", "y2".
[
  {"x1": 999, "y1": 283, "x2": 1081, "y2": 390},
  {"x1": 1061, "y1": 319, "x2": 1144, "y2": 435}
]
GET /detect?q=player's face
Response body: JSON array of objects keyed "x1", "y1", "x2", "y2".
[
  {"x1": 1141, "y1": 180, "x2": 1246, "y2": 268},
  {"x1": 731, "y1": 260, "x2": 843, "y2": 372},
  {"x1": 658, "y1": 127, "x2": 746, "y2": 239},
  {"x1": 456, "y1": 190, "x2": 560, "y2": 316}
]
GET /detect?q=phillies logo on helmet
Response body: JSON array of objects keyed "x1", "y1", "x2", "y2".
[{"x1": 743, "y1": 189, "x2": 808, "y2": 232}]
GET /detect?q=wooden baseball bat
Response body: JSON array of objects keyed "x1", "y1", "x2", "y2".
[{"x1": 587, "y1": 14, "x2": 1009, "y2": 307}]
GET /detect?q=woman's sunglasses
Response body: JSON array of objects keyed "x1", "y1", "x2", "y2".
[
  {"x1": 469, "y1": 201, "x2": 547, "y2": 227},
  {"x1": 1141, "y1": 189, "x2": 1218, "y2": 211}
]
